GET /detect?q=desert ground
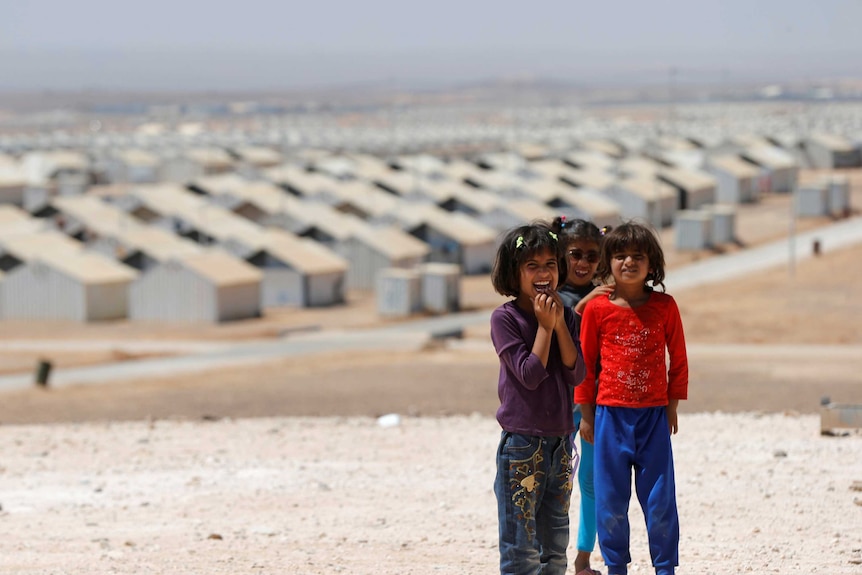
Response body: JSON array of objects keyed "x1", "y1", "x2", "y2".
[{"x1": 0, "y1": 172, "x2": 860, "y2": 574}]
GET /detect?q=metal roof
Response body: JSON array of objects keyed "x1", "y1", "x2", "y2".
[
  {"x1": 175, "y1": 250, "x2": 262, "y2": 287},
  {"x1": 614, "y1": 178, "x2": 677, "y2": 201},
  {"x1": 233, "y1": 146, "x2": 282, "y2": 166},
  {"x1": 708, "y1": 155, "x2": 761, "y2": 179},
  {"x1": 260, "y1": 229, "x2": 348, "y2": 275},
  {"x1": 741, "y1": 146, "x2": 797, "y2": 170},
  {"x1": 114, "y1": 149, "x2": 160, "y2": 167},
  {"x1": 494, "y1": 198, "x2": 558, "y2": 221},
  {"x1": 184, "y1": 148, "x2": 235, "y2": 168},
  {"x1": 53, "y1": 195, "x2": 141, "y2": 237},
  {"x1": 36, "y1": 250, "x2": 137, "y2": 284},
  {"x1": 808, "y1": 133, "x2": 856, "y2": 153},
  {"x1": 119, "y1": 227, "x2": 203, "y2": 261},
  {"x1": 658, "y1": 167, "x2": 717, "y2": 192},
  {"x1": 350, "y1": 224, "x2": 430, "y2": 260},
  {"x1": 0, "y1": 230, "x2": 83, "y2": 260},
  {"x1": 396, "y1": 204, "x2": 496, "y2": 245},
  {"x1": 0, "y1": 204, "x2": 31, "y2": 224}
]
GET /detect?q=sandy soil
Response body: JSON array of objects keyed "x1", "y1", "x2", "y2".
[
  {"x1": 0, "y1": 170, "x2": 860, "y2": 573},
  {"x1": 0, "y1": 413, "x2": 860, "y2": 574}
]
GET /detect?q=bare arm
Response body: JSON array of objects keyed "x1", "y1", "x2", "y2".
[
  {"x1": 579, "y1": 403, "x2": 596, "y2": 444},
  {"x1": 667, "y1": 399, "x2": 679, "y2": 435},
  {"x1": 573, "y1": 285, "x2": 614, "y2": 315}
]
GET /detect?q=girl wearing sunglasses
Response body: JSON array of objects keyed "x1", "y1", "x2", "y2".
[{"x1": 551, "y1": 216, "x2": 613, "y2": 575}]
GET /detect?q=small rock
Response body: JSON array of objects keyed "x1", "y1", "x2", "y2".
[
  {"x1": 207, "y1": 533, "x2": 223, "y2": 540},
  {"x1": 773, "y1": 449, "x2": 788, "y2": 458}
]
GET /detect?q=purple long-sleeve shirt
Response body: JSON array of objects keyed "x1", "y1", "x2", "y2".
[{"x1": 491, "y1": 300, "x2": 586, "y2": 437}]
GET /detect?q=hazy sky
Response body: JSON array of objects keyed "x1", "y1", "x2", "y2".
[{"x1": 2, "y1": 0, "x2": 861, "y2": 91}]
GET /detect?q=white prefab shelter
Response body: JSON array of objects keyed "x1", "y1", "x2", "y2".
[
  {"x1": 158, "y1": 148, "x2": 235, "y2": 182},
  {"x1": 0, "y1": 162, "x2": 28, "y2": 205},
  {"x1": 417, "y1": 262, "x2": 461, "y2": 314},
  {"x1": 1, "y1": 251, "x2": 137, "y2": 321},
  {"x1": 557, "y1": 189, "x2": 621, "y2": 230},
  {"x1": 264, "y1": 165, "x2": 339, "y2": 199},
  {"x1": 231, "y1": 146, "x2": 283, "y2": 170},
  {"x1": 703, "y1": 204, "x2": 737, "y2": 245},
  {"x1": 825, "y1": 175, "x2": 851, "y2": 216},
  {"x1": 245, "y1": 230, "x2": 347, "y2": 308},
  {"x1": 795, "y1": 181, "x2": 830, "y2": 217},
  {"x1": 337, "y1": 225, "x2": 430, "y2": 290},
  {"x1": 740, "y1": 146, "x2": 798, "y2": 194},
  {"x1": 605, "y1": 178, "x2": 678, "y2": 228},
  {"x1": 398, "y1": 206, "x2": 497, "y2": 275},
  {"x1": 130, "y1": 250, "x2": 262, "y2": 323},
  {"x1": 0, "y1": 230, "x2": 82, "y2": 272},
  {"x1": 674, "y1": 210, "x2": 713, "y2": 251},
  {"x1": 705, "y1": 155, "x2": 761, "y2": 204},
  {"x1": 478, "y1": 198, "x2": 558, "y2": 235},
  {"x1": 376, "y1": 268, "x2": 422, "y2": 318},
  {"x1": 657, "y1": 167, "x2": 717, "y2": 210},
  {"x1": 107, "y1": 149, "x2": 160, "y2": 183},
  {"x1": 804, "y1": 134, "x2": 861, "y2": 169}
]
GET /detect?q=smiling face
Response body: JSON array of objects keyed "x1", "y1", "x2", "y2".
[
  {"x1": 516, "y1": 246, "x2": 559, "y2": 310},
  {"x1": 610, "y1": 248, "x2": 651, "y2": 287},
  {"x1": 565, "y1": 238, "x2": 600, "y2": 288}
]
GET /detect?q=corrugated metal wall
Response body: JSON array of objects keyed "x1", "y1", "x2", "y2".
[
  {"x1": 84, "y1": 281, "x2": 130, "y2": 320},
  {"x1": 463, "y1": 244, "x2": 494, "y2": 275},
  {"x1": 216, "y1": 283, "x2": 260, "y2": 322},
  {"x1": 1, "y1": 262, "x2": 86, "y2": 321},
  {"x1": 130, "y1": 263, "x2": 217, "y2": 323},
  {"x1": 306, "y1": 271, "x2": 344, "y2": 307},
  {"x1": 261, "y1": 269, "x2": 303, "y2": 308}
]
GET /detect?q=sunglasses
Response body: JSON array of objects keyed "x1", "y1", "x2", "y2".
[{"x1": 567, "y1": 249, "x2": 600, "y2": 264}]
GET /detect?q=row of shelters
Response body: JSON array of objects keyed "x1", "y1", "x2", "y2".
[{"x1": 0, "y1": 126, "x2": 855, "y2": 322}]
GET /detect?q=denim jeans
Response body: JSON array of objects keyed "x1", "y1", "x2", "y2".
[{"x1": 495, "y1": 432, "x2": 574, "y2": 575}]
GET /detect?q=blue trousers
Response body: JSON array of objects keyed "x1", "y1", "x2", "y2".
[
  {"x1": 495, "y1": 432, "x2": 574, "y2": 575},
  {"x1": 572, "y1": 410, "x2": 597, "y2": 554},
  {"x1": 594, "y1": 406, "x2": 679, "y2": 575}
]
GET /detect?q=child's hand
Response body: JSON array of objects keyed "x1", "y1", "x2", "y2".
[
  {"x1": 667, "y1": 401, "x2": 679, "y2": 435},
  {"x1": 533, "y1": 292, "x2": 557, "y2": 331},
  {"x1": 574, "y1": 285, "x2": 615, "y2": 315},
  {"x1": 579, "y1": 418, "x2": 594, "y2": 444}
]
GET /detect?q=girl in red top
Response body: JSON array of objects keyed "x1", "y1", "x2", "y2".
[{"x1": 575, "y1": 222, "x2": 688, "y2": 575}]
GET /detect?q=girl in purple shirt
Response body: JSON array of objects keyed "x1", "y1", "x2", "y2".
[{"x1": 490, "y1": 221, "x2": 586, "y2": 575}]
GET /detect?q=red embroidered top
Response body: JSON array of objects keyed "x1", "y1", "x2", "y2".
[{"x1": 574, "y1": 291, "x2": 688, "y2": 408}]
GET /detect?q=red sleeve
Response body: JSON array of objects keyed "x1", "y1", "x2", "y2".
[
  {"x1": 665, "y1": 296, "x2": 688, "y2": 400},
  {"x1": 574, "y1": 298, "x2": 600, "y2": 404}
]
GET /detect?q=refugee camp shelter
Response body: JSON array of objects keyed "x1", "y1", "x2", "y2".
[
  {"x1": 336, "y1": 225, "x2": 430, "y2": 290},
  {"x1": 657, "y1": 167, "x2": 717, "y2": 210},
  {"x1": 129, "y1": 250, "x2": 262, "y2": 323},
  {"x1": 397, "y1": 206, "x2": 496, "y2": 274},
  {"x1": 605, "y1": 178, "x2": 678, "y2": 228},
  {"x1": 803, "y1": 134, "x2": 861, "y2": 169},
  {"x1": 244, "y1": 230, "x2": 348, "y2": 308},
  {"x1": 1, "y1": 251, "x2": 136, "y2": 321},
  {"x1": 705, "y1": 155, "x2": 762, "y2": 204},
  {"x1": 106, "y1": 149, "x2": 160, "y2": 183},
  {"x1": 740, "y1": 146, "x2": 799, "y2": 193}
]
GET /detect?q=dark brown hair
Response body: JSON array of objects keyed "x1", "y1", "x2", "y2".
[
  {"x1": 596, "y1": 221, "x2": 666, "y2": 291},
  {"x1": 551, "y1": 216, "x2": 603, "y2": 247},
  {"x1": 491, "y1": 221, "x2": 568, "y2": 297}
]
